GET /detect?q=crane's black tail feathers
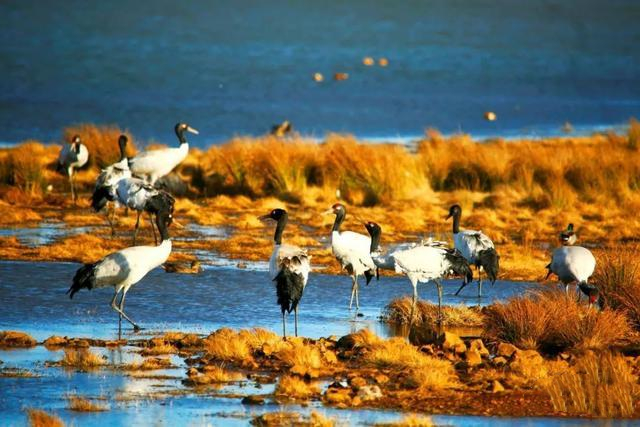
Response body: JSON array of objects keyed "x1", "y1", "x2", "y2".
[
  {"x1": 91, "y1": 185, "x2": 114, "y2": 212},
  {"x1": 144, "y1": 191, "x2": 175, "y2": 215},
  {"x1": 445, "y1": 249, "x2": 474, "y2": 283},
  {"x1": 477, "y1": 248, "x2": 499, "y2": 284},
  {"x1": 68, "y1": 262, "x2": 98, "y2": 299},
  {"x1": 275, "y1": 268, "x2": 305, "y2": 314}
]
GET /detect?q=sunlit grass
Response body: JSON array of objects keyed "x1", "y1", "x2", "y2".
[{"x1": 26, "y1": 409, "x2": 64, "y2": 427}]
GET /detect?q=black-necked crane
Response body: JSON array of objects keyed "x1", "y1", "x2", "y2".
[
  {"x1": 91, "y1": 135, "x2": 132, "y2": 235},
  {"x1": 364, "y1": 221, "x2": 472, "y2": 326},
  {"x1": 446, "y1": 204, "x2": 499, "y2": 297},
  {"x1": 67, "y1": 206, "x2": 174, "y2": 338},
  {"x1": 115, "y1": 177, "x2": 175, "y2": 245},
  {"x1": 545, "y1": 245, "x2": 597, "y2": 301},
  {"x1": 57, "y1": 135, "x2": 89, "y2": 203},
  {"x1": 259, "y1": 208, "x2": 311, "y2": 338},
  {"x1": 559, "y1": 223, "x2": 577, "y2": 246},
  {"x1": 323, "y1": 203, "x2": 376, "y2": 311},
  {"x1": 128, "y1": 123, "x2": 198, "y2": 185}
]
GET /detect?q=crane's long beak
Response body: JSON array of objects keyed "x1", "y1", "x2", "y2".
[
  {"x1": 321, "y1": 209, "x2": 334, "y2": 216},
  {"x1": 258, "y1": 214, "x2": 272, "y2": 222},
  {"x1": 187, "y1": 126, "x2": 199, "y2": 135},
  {"x1": 172, "y1": 219, "x2": 184, "y2": 228},
  {"x1": 445, "y1": 213, "x2": 452, "y2": 220}
]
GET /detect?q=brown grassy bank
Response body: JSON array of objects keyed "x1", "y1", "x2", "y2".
[{"x1": 1, "y1": 122, "x2": 640, "y2": 280}]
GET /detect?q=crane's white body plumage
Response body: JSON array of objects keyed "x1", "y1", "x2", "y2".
[
  {"x1": 269, "y1": 243, "x2": 311, "y2": 284},
  {"x1": 93, "y1": 240, "x2": 172, "y2": 293},
  {"x1": 393, "y1": 245, "x2": 455, "y2": 283},
  {"x1": 372, "y1": 238, "x2": 448, "y2": 271},
  {"x1": 548, "y1": 246, "x2": 596, "y2": 286},
  {"x1": 58, "y1": 143, "x2": 89, "y2": 176},
  {"x1": 453, "y1": 230, "x2": 495, "y2": 265},
  {"x1": 331, "y1": 230, "x2": 376, "y2": 275},
  {"x1": 129, "y1": 143, "x2": 188, "y2": 185}
]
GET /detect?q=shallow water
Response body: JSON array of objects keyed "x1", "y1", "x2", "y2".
[
  {"x1": 0, "y1": 260, "x2": 535, "y2": 341},
  {"x1": 0, "y1": 260, "x2": 634, "y2": 425},
  {"x1": 0, "y1": 222, "x2": 91, "y2": 247}
]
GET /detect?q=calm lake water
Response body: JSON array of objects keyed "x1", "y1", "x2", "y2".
[
  {"x1": 0, "y1": 260, "x2": 633, "y2": 426},
  {"x1": 1, "y1": 0, "x2": 639, "y2": 145}
]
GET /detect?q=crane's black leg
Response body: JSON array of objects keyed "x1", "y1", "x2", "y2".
[
  {"x1": 115, "y1": 289, "x2": 141, "y2": 331},
  {"x1": 455, "y1": 280, "x2": 468, "y2": 296},
  {"x1": 148, "y1": 212, "x2": 157, "y2": 245},
  {"x1": 349, "y1": 275, "x2": 357, "y2": 310},
  {"x1": 294, "y1": 307, "x2": 298, "y2": 337},
  {"x1": 110, "y1": 289, "x2": 123, "y2": 339},
  {"x1": 282, "y1": 311, "x2": 286, "y2": 339},
  {"x1": 133, "y1": 211, "x2": 141, "y2": 245},
  {"x1": 69, "y1": 172, "x2": 76, "y2": 204},
  {"x1": 408, "y1": 278, "x2": 418, "y2": 335},
  {"x1": 478, "y1": 268, "x2": 483, "y2": 298},
  {"x1": 436, "y1": 279, "x2": 444, "y2": 324}
]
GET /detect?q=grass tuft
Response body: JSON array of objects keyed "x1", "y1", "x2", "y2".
[
  {"x1": 66, "y1": 395, "x2": 108, "y2": 412},
  {"x1": 383, "y1": 297, "x2": 484, "y2": 327},
  {"x1": 275, "y1": 375, "x2": 321, "y2": 400},
  {"x1": 546, "y1": 352, "x2": 637, "y2": 417},
  {"x1": 60, "y1": 348, "x2": 106, "y2": 370},
  {"x1": 26, "y1": 409, "x2": 65, "y2": 427}
]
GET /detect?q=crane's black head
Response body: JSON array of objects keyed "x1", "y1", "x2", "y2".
[
  {"x1": 118, "y1": 134, "x2": 128, "y2": 148},
  {"x1": 327, "y1": 203, "x2": 346, "y2": 215},
  {"x1": 145, "y1": 191, "x2": 175, "y2": 217},
  {"x1": 364, "y1": 221, "x2": 381, "y2": 238},
  {"x1": 258, "y1": 208, "x2": 287, "y2": 222},
  {"x1": 155, "y1": 208, "x2": 174, "y2": 242},
  {"x1": 71, "y1": 135, "x2": 81, "y2": 144},
  {"x1": 567, "y1": 223, "x2": 574, "y2": 232},
  {"x1": 174, "y1": 122, "x2": 199, "y2": 143},
  {"x1": 446, "y1": 204, "x2": 462, "y2": 220}
]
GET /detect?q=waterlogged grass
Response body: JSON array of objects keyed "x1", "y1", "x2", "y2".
[
  {"x1": 66, "y1": 395, "x2": 109, "y2": 412},
  {"x1": 26, "y1": 409, "x2": 65, "y2": 427},
  {"x1": 60, "y1": 348, "x2": 106, "y2": 370}
]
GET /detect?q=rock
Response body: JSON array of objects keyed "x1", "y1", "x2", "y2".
[
  {"x1": 510, "y1": 349, "x2": 547, "y2": 381},
  {"x1": 465, "y1": 348, "x2": 483, "y2": 367},
  {"x1": 336, "y1": 334, "x2": 359, "y2": 350},
  {"x1": 559, "y1": 352, "x2": 570, "y2": 361},
  {"x1": 241, "y1": 395, "x2": 265, "y2": 405},
  {"x1": 419, "y1": 344, "x2": 435, "y2": 356},
  {"x1": 469, "y1": 339, "x2": 489, "y2": 357},
  {"x1": 43, "y1": 336, "x2": 68, "y2": 348},
  {"x1": 374, "y1": 374, "x2": 390, "y2": 385},
  {"x1": 497, "y1": 343, "x2": 519, "y2": 358},
  {"x1": 324, "y1": 388, "x2": 352, "y2": 405},
  {"x1": 440, "y1": 332, "x2": 466, "y2": 354},
  {"x1": 0, "y1": 331, "x2": 36, "y2": 348},
  {"x1": 491, "y1": 380, "x2": 505, "y2": 393},
  {"x1": 492, "y1": 356, "x2": 508, "y2": 367},
  {"x1": 187, "y1": 367, "x2": 199, "y2": 377},
  {"x1": 357, "y1": 385, "x2": 382, "y2": 401},
  {"x1": 349, "y1": 376, "x2": 367, "y2": 390}
]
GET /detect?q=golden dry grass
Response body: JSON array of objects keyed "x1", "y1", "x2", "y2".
[
  {"x1": 26, "y1": 409, "x2": 64, "y2": 427},
  {"x1": 0, "y1": 330, "x2": 37, "y2": 348},
  {"x1": 546, "y1": 352, "x2": 637, "y2": 417},
  {"x1": 374, "y1": 415, "x2": 434, "y2": 426},
  {"x1": 122, "y1": 356, "x2": 173, "y2": 371},
  {"x1": 593, "y1": 244, "x2": 640, "y2": 330},
  {"x1": 275, "y1": 375, "x2": 321, "y2": 400},
  {"x1": 251, "y1": 411, "x2": 335, "y2": 427},
  {"x1": 204, "y1": 328, "x2": 253, "y2": 363},
  {"x1": 60, "y1": 348, "x2": 106, "y2": 369},
  {"x1": 383, "y1": 297, "x2": 484, "y2": 327},
  {"x1": 484, "y1": 289, "x2": 631, "y2": 352},
  {"x1": 275, "y1": 340, "x2": 334, "y2": 378},
  {"x1": 66, "y1": 395, "x2": 108, "y2": 412},
  {"x1": 363, "y1": 336, "x2": 458, "y2": 389}
]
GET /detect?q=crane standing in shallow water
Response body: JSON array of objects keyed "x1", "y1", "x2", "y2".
[
  {"x1": 446, "y1": 204, "x2": 499, "y2": 297},
  {"x1": 324, "y1": 203, "x2": 376, "y2": 311},
  {"x1": 259, "y1": 208, "x2": 311, "y2": 338},
  {"x1": 364, "y1": 221, "x2": 472, "y2": 328},
  {"x1": 67, "y1": 207, "x2": 174, "y2": 338}
]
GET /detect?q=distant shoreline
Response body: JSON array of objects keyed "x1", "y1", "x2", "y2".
[{"x1": 0, "y1": 120, "x2": 630, "y2": 148}]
